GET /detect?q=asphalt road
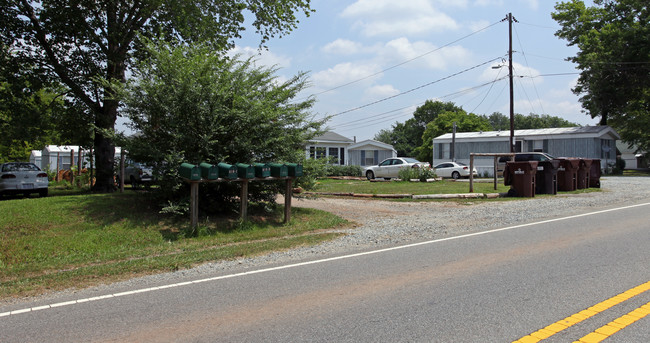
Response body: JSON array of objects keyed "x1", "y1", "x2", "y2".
[{"x1": 1, "y1": 202, "x2": 649, "y2": 342}]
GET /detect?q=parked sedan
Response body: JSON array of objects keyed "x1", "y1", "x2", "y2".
[
  {"x1": 0, "y1": 162, "x2": 49, "y2": 198},
  {"x1": 364, "y1": 157, "x2": 430, "y2": 180},
  {"x1": 433, "y1": 161, "x2": 478, "y2": 179}
]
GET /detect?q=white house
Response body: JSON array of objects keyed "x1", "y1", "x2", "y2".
[
  {"x1": 305, "y1": 132, "x2": 396, "y2": 166},
  {"x1": 432, "y1": 126, "x2": 620, "y2": 176}
]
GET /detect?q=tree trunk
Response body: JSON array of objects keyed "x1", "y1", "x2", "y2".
[{"x1": 92, "y1": 104, "x2": 117, "y2": 192}]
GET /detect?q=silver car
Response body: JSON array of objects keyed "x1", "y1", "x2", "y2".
[
  {"x1": 364, "y1": 157, "x2": 430, "y2": 180},
  {"x1": 0, "y1": 162, "x2": 49, "y2": 198}
]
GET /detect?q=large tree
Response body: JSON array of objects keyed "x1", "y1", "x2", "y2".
[
  {"x1": 1, "y1": 0, "x2": 313, "y2": 191},
  {"x1": 374, "y1": 100, "x2": 463, "y2": 157},
  {"x1": 485, "y1": 112, "x2": 578, "y2": 131},
  {"x1": 415, "y1": 110, "x2": 491, "y2": 163},
  {"x1": 553, "y1": 0, "x2": 650, "y2": 151}
]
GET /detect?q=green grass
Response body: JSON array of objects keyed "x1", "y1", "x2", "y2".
[
  {"x1": 622, "y1": 169, "x2": 650, "y2": 177},
  {"x1": 313, "y1": 178, "x2": 511, "y2": 195},
  {"x1": 0, "y1": 192, "x2": 348, "y2": 299}
]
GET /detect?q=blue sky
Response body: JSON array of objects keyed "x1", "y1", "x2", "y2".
[{"x1": 229, "y1": 0, "x2": 599, "y2": 141}]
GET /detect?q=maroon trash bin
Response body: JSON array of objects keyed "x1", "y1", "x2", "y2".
[
  {"x1": 556, "y1": 158, "x2": 579, "y2": 191},
  {"x1": 577, "y1": 158, "x2": 593, "y2": 189},
  {"x1": 589, "y1": 159, "x2": 601, "y2": 188},
  {"x1": 536, "y1": 160, "x2": 560, "y2": 195},
  {"x1": 505, "y1": 161, "x2": 537, "y2": 197}
]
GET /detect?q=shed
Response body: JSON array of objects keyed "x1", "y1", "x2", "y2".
[
  {"x1": 432, "y1": 126, "x2": 620, "y2": 177},
  {"x1": 29, "y1": 150, "x2": 42, "y2": 169},
  {"x1": 617, "y1": 141, "x2": 648, "y2": 169}
]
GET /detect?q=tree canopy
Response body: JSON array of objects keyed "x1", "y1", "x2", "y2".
[
  {"x1": 553, "y1": 0, "x2": 650, "y2": 152},
  {"x1": 1, "y1": 0, "x2": 314, "y2": 191},
  {"x1": 118, "y1": 42, "x2": 322, "y2": 208}
]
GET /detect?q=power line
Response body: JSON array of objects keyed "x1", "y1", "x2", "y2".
[
  {"x1": 330, "y1": 57, "x2": 504, "y2": 118},
  {"x1": 513, "y1": 24, "x2": 545, "y2": 115},
  {"x1": 302, "y1": 20, "x2": 504, "y2": 99}
]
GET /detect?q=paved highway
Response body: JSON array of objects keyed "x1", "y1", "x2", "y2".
[{"x1": 1, "y1": 203, "x2": 648, "y2": 342}]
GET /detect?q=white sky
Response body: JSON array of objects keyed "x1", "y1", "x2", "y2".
[{"x1": 120, "y1": 0, "x2": 599, "y2": 140}]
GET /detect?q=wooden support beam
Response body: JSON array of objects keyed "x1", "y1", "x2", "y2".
[
  {"x1": 240, "y1": 179, "x2": 248, "y2": 220},
  {"x1": 190, "y1": 182, "x2": 199, "y2": 228},
  {"x1": 284, "y1": 178, "x2": 293, "y2": 224}
]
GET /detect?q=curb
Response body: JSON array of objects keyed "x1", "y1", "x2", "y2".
[{"x1": 304, "y1": 192, "x2": 503, "y2": 199}]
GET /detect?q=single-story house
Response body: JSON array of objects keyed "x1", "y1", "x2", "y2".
[
  {"x1": 432, "y1": 126, "x2": 620, "y2": 177},
  {"x1": 306, "y1": 132, "x2": 397, "y2": 166},
  {"x1": 40, "y1": 145, "x2": 122, "y2": 172},
  {"x1": 616, "y1": 141, "x2": 648, "y2": 169}
]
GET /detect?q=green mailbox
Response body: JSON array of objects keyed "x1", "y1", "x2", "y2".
[
  {"x1": 254, "y1": 163, "x2": 271, "y2": 178},
  {"x1": 285, "y1": 163, "x2": 303, "y2": 177},
  {"x1": 236, "y1": 163, "x2": 255, "y2": 179},
  {"x1": 217, "y1": 162, "x2": 238, "y2": 179},
  {"x1": 199, "y1": 162, "x2": 219, "y2": 180},
  {"x1": 179, "y1": 163, "x2": 201, "y2": 180},
  {"x1": 269, "y1": 163, "x2": 288, "y2": 177}
]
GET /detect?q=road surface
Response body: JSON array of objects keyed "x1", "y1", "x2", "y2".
[{"x1": 1, "y1": 203, "x2": 648, "y2": 342}]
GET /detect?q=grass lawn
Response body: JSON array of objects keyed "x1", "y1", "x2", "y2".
[
  {"x1": 313, "y1": 178, "x2": 511, "y2": 195},
  {"x1": 0, "y1": 191, "x2": 348, "y2": 300}
]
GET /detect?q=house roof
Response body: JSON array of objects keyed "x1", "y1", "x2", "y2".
[
  {"x1": 348, "y1": 139, "x2": 396, "y2": 152},
  {"x1": 309, "y1": 131, "x2": 354, "y2": 144},
  {"x1": 433, "y1": 126, "x2": 620, "y2": 142}
]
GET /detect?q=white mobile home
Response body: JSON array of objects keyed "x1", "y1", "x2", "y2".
[
  {"x1": 432, "y1": 126, "x2": 620, "y2": 177},
  {"x1": 29, "y1": 150, "x2": 42, "y2": 169},
  {"x1": 40, "y1": 145, "x2": 122, "y2": 172}
]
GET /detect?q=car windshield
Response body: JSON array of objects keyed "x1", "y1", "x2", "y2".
[
  {"x1": 2, "y1": 163, "x2": 40, "y2": 172},
  {"x1": 402, "y1": 158, "x2": 420, "y2": 163}
]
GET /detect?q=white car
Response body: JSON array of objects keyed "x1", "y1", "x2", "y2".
[
  {"x1": 0, "y1": 162, "x2": 49, "y2": 198},
  {"x1": 433, "y1": 161, "x2": 478, "y2": 179},
  {"x1": 364, "y1": 157, "x2": 430, "y2": 180}
]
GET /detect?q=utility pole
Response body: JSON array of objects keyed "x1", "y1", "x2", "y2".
[{"x1": 507, "y1": 12, "x2": 516, "y2": 153}]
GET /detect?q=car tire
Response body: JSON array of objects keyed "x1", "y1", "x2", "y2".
[
  {"x1": 366, "y1": 170, "x2": 375, "y2": 180},
  {"x1": 452, "y1": 171, "x2": 461, "y2": 179}
]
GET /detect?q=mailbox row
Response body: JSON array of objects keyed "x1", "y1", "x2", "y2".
[{"x1": 180, "y1": 162, "x2": 303, "y2": 181}]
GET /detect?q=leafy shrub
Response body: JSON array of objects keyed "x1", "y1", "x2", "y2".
[
  {"x1": 325, "y1": 164, "x2": 362, "y2": 177},
  {"x1": 398, "y1": 166, "x2": 436, "y2": 182}
]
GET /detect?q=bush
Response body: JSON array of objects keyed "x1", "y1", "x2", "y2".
[
  {"x1": 398, "y1": 166, "x2": 436, "y2": 182},
  {"x1": 325, "y1": 164, "x2": 362, "y2": 177}
]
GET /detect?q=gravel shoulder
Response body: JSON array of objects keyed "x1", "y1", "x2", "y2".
[{"x1": 4, "y1": 176, "x2": 649, "y2": 307}]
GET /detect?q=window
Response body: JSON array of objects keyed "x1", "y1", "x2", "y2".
[
  {"x1": 316, "y1": 147, "x2": 326, "y2": 159},
  {"x1": 364, "y1": 151, "x2": 376, "y2": 166},
  {"x1": 340, "y1": 148, "x2": 345, "y2": 165},
  {"x1": 329, "y1": 147, "x2": 339, "y2": 164},
  {"x1": 309, "y1": 146, "x2": 315, "y2": 159}
]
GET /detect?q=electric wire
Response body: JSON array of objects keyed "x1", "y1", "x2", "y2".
[
  {"x1": 300, "y1": 20, "x2": 504, "y2": 99},
  {"x1": 329, "y1": 56, "x2": 504, "y2": 118},
  {"x1": 514, "y1": 24, "x2": 545, "y2": 115}
]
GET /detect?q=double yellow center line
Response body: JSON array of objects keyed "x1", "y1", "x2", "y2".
[{"x1": 513, "y1": 280, "x2": 650, "y2": 343}]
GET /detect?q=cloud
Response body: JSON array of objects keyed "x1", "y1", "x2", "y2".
[
  {"x1": 311, "y1": 62, "x2": 383, "y2": 88},
  {"x1": 363, "y1": 84, "x2": 400, "y2": 100},
  {"x1": 340, "y1": 0, "x2": 458, "y2": 37},
  {"x1": 322, "y1": 39, "x2": 366, "y2": 55},
  {"x1": 380, "y1": 38, "x2": 472, "y2": 70},
  {"x1": 228, "y1": 46, "x2": 291, "y2": 69}
]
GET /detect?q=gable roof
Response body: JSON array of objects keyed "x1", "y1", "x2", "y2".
[
  {"x1": 348, "y1": 139, "x2": 396, "y2": 152},
  {"x1": 433, "y1": 126, "x2": 620, "y2": 142},
  {"x1": 309, "y1": 131, "x2": 354, "y2": 144}
]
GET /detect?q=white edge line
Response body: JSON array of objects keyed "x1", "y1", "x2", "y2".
[{"x1": 2, "y1": 202, "x2": 649, "y2": 318}]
